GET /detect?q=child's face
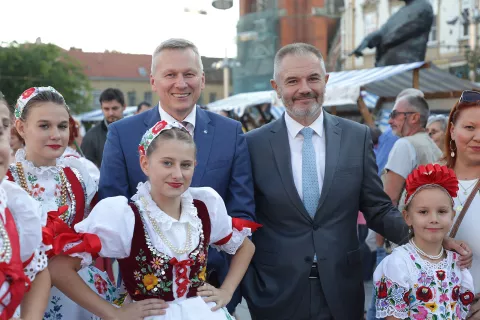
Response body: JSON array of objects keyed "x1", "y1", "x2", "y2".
[
  {"x1": 140, "y1": 139, "x2": 196, "y2": 199},
  {"x1": 16, "y1": 102, "x2": 69, "y2": 163},
  {"x1": 0, "y1": 103, "x2": 11, "y2": 180},
  {"x1": 404, "y1": 187, "x2": 454, "y2": 244}
]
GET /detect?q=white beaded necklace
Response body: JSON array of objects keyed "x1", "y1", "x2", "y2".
[
  {"x1": 409, "y1": 239, "x2": 444, "y2": 260},
  {"x1": 140, "y1": 196, "x2": 193, "y2": 255}
]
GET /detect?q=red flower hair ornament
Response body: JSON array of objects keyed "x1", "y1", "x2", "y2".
[
  {"x1": 138, "y1": 120, "x2": 190, "y2": 156},
  {"x1": 404, "y1": 164, "x2": 459, "y2": 207}
]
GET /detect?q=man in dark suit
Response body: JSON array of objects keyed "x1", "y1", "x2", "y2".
[
  {"x1": 242, "y1": 43, "x2": 470, "y2": 320},
  {"x1": 99, "y1": 38, "x2": 255, "y2": 312}
]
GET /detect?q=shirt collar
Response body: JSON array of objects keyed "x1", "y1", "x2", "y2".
[
  {"x1": 284, "y1": 109, "x2": 324, "y2": 139},
  {"x1": 158, "y1": 105, "x2": 197, "y2": 128}
]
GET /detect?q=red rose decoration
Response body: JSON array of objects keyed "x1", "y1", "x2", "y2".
[
  {"x1": 416, "y1": 286, "x2": 433, "y2": 302},
  {"x1": 21, "y1": 87, "x2": 36, "y2": 99},
  {"x1": 377, "y1": 281, "x2": 387, "y2": 299},
  {"x1": 94, "y1": 274, "x2": 108, "y2": 294},
  {"x1": 460, "y1": 291, "x2": 475, "y2": 305},
  {"x1": 452, "y1": 286, "x2": 460, "y2": 300},
  {"x1": 436, "y1": 270, "x2": 446, "y2": 281},
  {"x1": 152, "y1": 121, "x2": 167, "y2": 134},
  {"x1": 138, "y1": 145, "x2": 145, "y2": 156},
  {"x1": 403, "y1": 291, "x2": 410, "y2": 305}
]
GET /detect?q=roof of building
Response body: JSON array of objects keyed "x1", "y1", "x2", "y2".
[{"x1": 67, "y1": 48, "x2": 226, "y2": 83}]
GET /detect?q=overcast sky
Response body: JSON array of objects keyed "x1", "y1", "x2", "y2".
[{"x1": 1, "y1": 0, "x2": 239, "y2": 58}]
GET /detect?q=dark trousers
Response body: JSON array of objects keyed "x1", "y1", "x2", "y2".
[{"x1": 250, "y1": 266, "x2": 333, "y2": 320}]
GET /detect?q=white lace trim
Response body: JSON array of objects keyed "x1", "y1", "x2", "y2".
[
  {"x1": 63, "y1": 241, "x2": 93, "y2": 269},
  {"x1": 23, "y1": 244, "x2": 49, "y2": 282},
  {"x1": 15, "y1": 148, "x2": 64, "y2": 176},
  {"x1": 63, "y1": 146, "x2": 80, "y2": 158},
  {"x1": 212, "y1": 228, "x2": 251, "y2": 255},
  {"x1": 402, "y1": 242, "x2": 451, "y2": 271},
  {"x1": 375, "y1": 309, "x2": 408, "y2": 319},
  {"x1": 132, "y1": 181, "x2": 201, "y2": 232}
]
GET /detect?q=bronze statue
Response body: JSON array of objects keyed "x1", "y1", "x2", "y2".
[{"x1": 350, "y1": 0, "x2": 433, "y2": 67}]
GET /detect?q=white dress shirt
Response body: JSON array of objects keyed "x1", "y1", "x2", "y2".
[
  {"x1": 159, "y1": 105, "x2": 197, "y2": 135},
  {"x1": 284, "y1": 111, "x2": 326, "y2": 201}
]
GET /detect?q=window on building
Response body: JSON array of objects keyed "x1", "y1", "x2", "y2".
[
  {"x1": 429, "y1": 15, "x2": 437, "y2": 42},
  {"x1": 127, "y1": 91, "x2": 136, "y2": 106},
  {"x1": 209, "y1": 92, "x2": 217, "y2": 103},
  {"x1": 144, "y1": 91, "x2": 152, "y2": 104},
  {"x1": 462, "y1": 0, "x2": 471, "y2": 37},
  {"x1": 92, "y1": 90, "x2": 102, "y2": 108}
]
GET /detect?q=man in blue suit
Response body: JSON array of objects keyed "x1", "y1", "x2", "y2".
[{"x1": 99, "y1": 38, "x2": 255, "y2": 312}]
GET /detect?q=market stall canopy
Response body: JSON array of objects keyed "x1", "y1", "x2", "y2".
[{"x1": 207, "y1": 61, "x2": 478, "y2": 117}]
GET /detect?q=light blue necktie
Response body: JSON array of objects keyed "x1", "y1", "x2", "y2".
[{"x1": 301, "y1": 127, "x2": 320, "y2": 218}]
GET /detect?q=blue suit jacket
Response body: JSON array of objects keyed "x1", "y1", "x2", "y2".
[{"x1": 99, "y1": 106, "x2": 255, "y2": 308}]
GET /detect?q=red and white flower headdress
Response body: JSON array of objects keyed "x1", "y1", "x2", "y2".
[
  {"x1": 404, "y1": 164, "x2": 459, "y2": 207},
  {"x1": 15, "y1": 86, "x2": 67, "y2": 119},
  {"x1": 138, "y1": 120, "x2": 190, "y2": 156}
]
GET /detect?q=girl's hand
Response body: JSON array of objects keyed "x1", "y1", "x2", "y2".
[
  {"x1": 109, "y1": 298, "x2": 169, "y2": 320},
  {"x1": 197, "y1": 283, "x2": 232, "y2": 311},
  {"x1": 467, "y1": 294, "x2": 480, "y2": 319}
]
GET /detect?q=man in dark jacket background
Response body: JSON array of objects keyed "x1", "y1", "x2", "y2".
[{"x1": 81, "y1": 88, "x2": 126, "y2": 168}]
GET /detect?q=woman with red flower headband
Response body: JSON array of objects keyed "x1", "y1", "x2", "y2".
[
  {"x1": 373, "y1": 164, "x2": 475, "y2": 319},
  {"x1": 50, "y1": 120, "x2": 258, "y2": 320}
]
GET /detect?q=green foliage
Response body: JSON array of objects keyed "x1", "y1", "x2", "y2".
[{"x1": 0, "y1": 42, "x2": 92, "y2": 113}]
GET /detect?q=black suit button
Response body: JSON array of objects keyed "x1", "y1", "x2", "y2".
[{"x1": 304, "y1": 256, "x2": 312, "y2": 263}]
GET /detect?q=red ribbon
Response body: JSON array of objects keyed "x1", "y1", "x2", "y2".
[
  {"x1": 231, "y1": 218, "x2": 262, "y2": 232},
  {"x1": 169, "y1": 257, "x2": 194, "y2": 298},
  {"x1": 0, "y1": 263, "x2": 28, "y2": 317},
  {"x1": 52, "y1": 232, "x2": 102, "y2": 258}
]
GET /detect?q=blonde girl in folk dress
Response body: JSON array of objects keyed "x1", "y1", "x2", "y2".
[
  {"x1": 6, "y1": 87, "x2": 118, "y2": 320},
  {"x1": 373, "y1": 164, "x2": 475, "y2": 320},
  {"x1": 0, "y1": 95, "x2": 48, "y2": 320},
  {"x1": 50, "y1": 121, "x2": 258, "y2": 320}
]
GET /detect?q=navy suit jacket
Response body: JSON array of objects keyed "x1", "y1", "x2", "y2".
[{"x1": 99, "y1": 105, "x2": 255, "y2": 282}]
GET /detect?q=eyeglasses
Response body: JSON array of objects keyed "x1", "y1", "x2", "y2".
[
  {"x1": 389, "y1": 110, "x2": 416, "y2": 119},
  {"x1": 459, "y1": 90, "x2": 480, "y2": 104}
]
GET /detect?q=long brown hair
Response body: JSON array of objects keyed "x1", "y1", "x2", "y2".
[{"x1": 444, "y1": 100, "x2": 480, "y2": 168}]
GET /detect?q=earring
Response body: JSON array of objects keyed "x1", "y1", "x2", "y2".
[{"x1": 449, "y1": 140, "x2": 456, "y2": 158}]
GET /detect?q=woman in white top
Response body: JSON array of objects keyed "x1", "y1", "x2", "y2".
[
  {"x1": 444, "y1": 90, "x2": 480, "y2": 319},
  {"x1": 49, "y1": 120, "x2": 257, "y2": 320}
]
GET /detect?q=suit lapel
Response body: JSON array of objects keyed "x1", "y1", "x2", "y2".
[
  {"x1": 144, "y1": 105, "x2": 161, "y2": 128},
  {"x1": 270, "y1": 116, "x2": 312, "y2": 222},
  {"x1": 316, "y1": 112, "x2": 342, "y2": 216},
  {"x1": 192, "y1": 108, "x2": 214, "y2": 186}
]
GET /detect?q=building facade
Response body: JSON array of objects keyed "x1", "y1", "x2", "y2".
[
  {"x1": 67, "y1": 49, "x2": 229, "y2": 108},
  {"x1": 341, "y1": 0, "x2": 478, "y2": 79}
]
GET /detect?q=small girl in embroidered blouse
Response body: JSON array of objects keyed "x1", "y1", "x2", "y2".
[
  {"x1": 374, "y1": 164, "x2": 475, "y2": 320},
  {"x1": 0, "y1": 95, "x2": 47, "y2": 320},
  {"x1": 51, "y1": 120, "x2": 257, "y2": 320}
]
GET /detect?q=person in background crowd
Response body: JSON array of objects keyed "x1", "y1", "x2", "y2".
[
  {"x1": 445, "y1": 90, "x2": 480, "y2": 319},
  {"x1": 81, "y1": 88, "x2": 126, "y2": 168},
  {"x1": 427, "y1": 114, "x2": 448, "y2": 153},
  {"x1": 135, "y1": 101, "x2": 152, "y2": 114},
  {"x1": 10, "y1": 126, "x2": 24, "y2": 159}
]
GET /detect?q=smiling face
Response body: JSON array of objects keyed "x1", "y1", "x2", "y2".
[
  {"x1": 16, "y1": 102, "x2": 70, "y2": 166},
  {"x1": 150, "y1": 48, "x2": 205, "y2": 120},
  {"x1": 404, "y1": 187, "x2": 454, "y2": 247},
  {"x1": 450, "y1": 106, "x2": 480, "y2": 167},
  {"x1": 271, "y1": 52, "x2": 329, "y2": 122}
]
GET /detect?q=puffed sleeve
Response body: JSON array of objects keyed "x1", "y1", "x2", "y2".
[
  {"x1": 188, "y1": 187, "x2": 260, "y2": 255},
  {"x1": 452, "y1": 252, "x2": 475, "y2": 318},
  {"x1": 2, "y1": 180, "x2": 43, "y2": 262},
  {"x1": 373, "y1": 249, "x2": 411, "y2": 320},
  {"x1": 74, "y1": 196, "x2": 135, "y2": 259},
  {"x1": 61, "y1": 156, "x2": 97, "y2": 205}
]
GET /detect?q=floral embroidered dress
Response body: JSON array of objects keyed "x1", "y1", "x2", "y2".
[
  {"x1": 0, "y1": 179, "x2": 43, "y2": 319},
  {"x1": 373, "y1": 242, "x2": 475, "y2": 320},
  {"x1": 7, "y1": 149, "x2": 117, "y2": 320},
  {"x1": 75, "y1": 181, "x2": 255, "y2": 320}
]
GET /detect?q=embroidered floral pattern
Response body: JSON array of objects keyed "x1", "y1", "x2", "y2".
[
  {"x1": 133, "y1": 248, "x2": 173, "y2": 295},
  {"x1": 93, "y1": 273, "x2": 108, "y2": 294},
  {"x1": 375, "y1": 244, "x2": 474, "y2": 319},
  {"x1": 87, "y1": 267, "x2": 117, "y2": 302},
  {"x1": 44, "y1": 296, "x2": 63, "y2": 319}
]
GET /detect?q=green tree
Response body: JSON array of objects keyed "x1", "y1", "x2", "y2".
[{"x1": 0, "y1": 42, "x2": 92, "y2": 114}]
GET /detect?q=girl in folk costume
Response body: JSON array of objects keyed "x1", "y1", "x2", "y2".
[
  {"x1": 0, "y1": 95, "x2": 47, "y2": 319},
  {"x1": 7, "y1": 87, "x2": 118, "y2": 320},
  {"x1": 50, "y1": 121, "x2": 258, "y2": 320},
  {"x1": 374, "y1": 164, "x2": 475, "y2": 320}
]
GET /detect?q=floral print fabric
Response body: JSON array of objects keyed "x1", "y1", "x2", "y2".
[{"x1": 373, "y1": 243, "x2": 475, "y2": 320}]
